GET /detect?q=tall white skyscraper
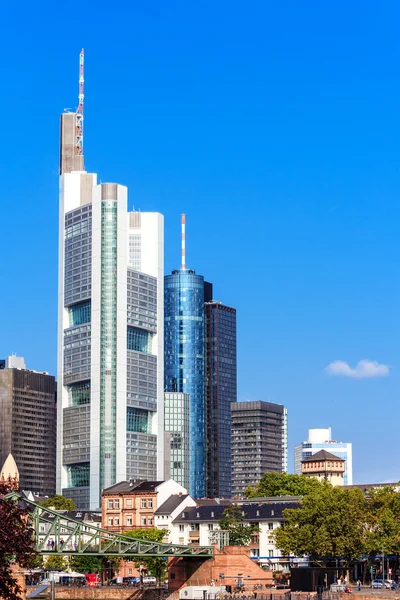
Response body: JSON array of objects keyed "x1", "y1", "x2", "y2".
[
  {"x1": 56, "y1": 52, "x2": 164, "y2": 510},
  {"x1": 294, "y1": 428, "x2": 353, "y2": 485}
]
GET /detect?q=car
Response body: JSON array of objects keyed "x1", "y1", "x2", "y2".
[
  {"x1": 371, "y1": 579, "x2": 392, "y2": 589},
  {"x1": 143, "y1": 577, "x2": 157, "y2": 585}
]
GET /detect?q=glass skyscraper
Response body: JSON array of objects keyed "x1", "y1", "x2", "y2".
[
  {"x1": 164, "y1": 269, "x2": 212, "y2": 498},
  {"x1": 205, "y1": 302, "x2": 237, "y2": 499}
]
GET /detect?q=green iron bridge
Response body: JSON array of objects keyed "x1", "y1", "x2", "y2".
[{"x1": 6, "y1": 492, "x2": 214, "y2": 559}]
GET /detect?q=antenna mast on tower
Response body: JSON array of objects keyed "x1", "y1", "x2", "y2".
[
  {"x1": 181, "y1": 214, "x2": 186, "y2": 269},
  {"x1": 75, "y1": 48, "x2": 84, "y2": 157}
]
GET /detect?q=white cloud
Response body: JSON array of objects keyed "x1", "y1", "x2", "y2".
[{"x1": 325, "y1": 359, "x2": 390, "y2": 379}]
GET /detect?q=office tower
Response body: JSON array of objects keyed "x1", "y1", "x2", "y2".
[
  {"x1": 231, "y1": 401, "x2": 288, "y2": 498},
  {"x1": 164, "y1": 215, "x2": 212, "y2": 498},
  {"x1": 0, "y1": 356, "x2": 56, "y2": 496},
  {"x1": 164, "y1": 392, "x2": 190, "y2": 491},
  {"x1": 57, "y1": 50, "x2": 164, "y2": 510},
  {"x1": 204, "y1": 302, "x2": 237, "y2": 499},
  {"x1": 294, "y1": 428, "x2": 353, "y2": 485}
]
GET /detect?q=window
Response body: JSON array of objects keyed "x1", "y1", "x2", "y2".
[
  {"x1": 128, "y1": 569, "x2": 132, "y2": 575},
  {"x1": 114, "y1": 500, "x2": 120, "y2": 509},
  {"x1": 114, "y1": 517, "x2": 120, "y2": 526},
  {"x1": 211, "y1": 511, "x2": 214, "y2": 518},
  {"x1": 127, "y1": 326, "x2": 152, "y2": 353},
  {"x1": 179, "y1": 525, "x2": 184, "y2": 532},
  {"x1": 268, "y1": 523, "x2": 273, "y2": 530},
  {"x1": 178, "y1": 538, "x2": 184, "y2": 544},
  {"x1": 141, "y1": 499, "x2": 147, "y2": 508},
  {"x1": 148, "y1": 517, "x2": 153, "y2": 526},
  {"x1": 108, "y1": 500, "x2": 113, "y2": 509},
  {"x1": 126, "y1": 516, "x2": 132, "y2": 526},
  {"x1": 208, "y1": 524, "x2": 214, "y2": 531},
  {"x1": 147, "y1": 499, "x2": 153, "y2": 508},
  {"x1": 108, "y1": 518, "x2": 113, "y2": 526},
  {"x1": 127, "y1": 407, "x2": 150, "y2": 434},
  {"x1": 126, "y1": 499, "x2": 132, "y2": 508},
  {"x1": 251, "y1": 549, "x2": 259, "y2": 557},
  {"x1": 141, "y1": 517, "x2": 147, "y2": 526},
  {"x1": 68, "y1": 300, "x2": 91, "y2": 327},
  {"x1": 271, "y1": 510, "x2": 274, "y2": 516},
  {"x1": 269, "y1": 550, "x2": 273, "y2": 557},
  {"x1": 190, "y1": 524, "x2": 199, "y2": 531}
]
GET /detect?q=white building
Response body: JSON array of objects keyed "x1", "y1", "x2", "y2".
[
  {"x1": 57, "y1": 73, "x2": 164, "y2": 510},
  {"x1": 294, "y1": 428, "x2": 353, "y2": 485},
  {"x1": 155, "y1": 498, "x2": 299, "y2": 572}
]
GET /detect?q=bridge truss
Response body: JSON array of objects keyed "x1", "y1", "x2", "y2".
[{"x1": 6, "y1": 492, "x2": 213, "y2": 559}]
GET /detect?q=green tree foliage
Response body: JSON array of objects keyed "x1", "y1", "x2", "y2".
[
  {"x1": 40, "y1": 495, "x2": 77, "y2": 511},
  {"x1": 44, "y1": 555, "x2": 67, "y2": 570},
  {"x1": 274, "y1": 485, "x2": 367, "y2": 565},
  {"x1": 365, "y1": 486, "x2": 400, "y2": 555},
  {"x1": 124, "y1": 528, "x2": 168, "y2": 583},
  {"x1": 245, "y1": 472, "x2": 326, "y2": 499},
  {"x1": 219, "y1": 505, "x2": 259, "y2": 546},
  {"x1": 69, "y1": 555, "x2": 102, "y2": 574},
  {"x1": 0, "y1": 484, "x2": 38, "y2": 600}
]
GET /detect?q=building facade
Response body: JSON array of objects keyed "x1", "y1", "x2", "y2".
[
  {"x1": 294, "y1": 428, "x2": 353, "y2": 485},
  {"x1": 155, "y1": 498, "x2": 299, "y2": 572},
  {"x1": 231, "y1": 401, "x2": 288, "y2": 498},
  {"x1": 0, "y1": 357, "x2": 57, "y2": 496},
  {"x1": 101, "y1": 479, "x2": 187, "y2": 531},
  {"x1": 57, "y1": 91, "x2": 164, "y2": 509},
  {"x1": 204, "y1": 302, "x2": 237, "y2": 499},
  {"x1": 164, "y1": 267, "x2": 212, "y2": 499},
  {"x1": 164, "y1": 392, "x2": 190, "y2": 491},
  {"x1": 301, "y1": 449, "x2": 345, "y2": 486}
]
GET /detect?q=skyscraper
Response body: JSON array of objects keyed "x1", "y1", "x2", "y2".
[
  {"x1": 0, "y1": 356, "x2": 56, "y2": 496},
  {"x1": 164, "y1": 215, "x2": 212, "y2": 498},
  {"x1": 205, "y1": 302, "x2": 237, "y2": 499},
  {"x1": 294, "y1": 428, "x2": 353, "y2": 485},
  {"x1": 231, "y1": 401, "x2": 288, "y2": 498},
  {"x1": 57, "y1": 50, "x2": 164, "y2": 510},
  {"x1": 164, "y1": 392, "x2": 190, "y2": 490}
]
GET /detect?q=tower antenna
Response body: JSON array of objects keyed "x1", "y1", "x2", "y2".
[
  {"x1": 181, "y1": 214, "x2": 186, "y2": 269},
  {"x1": 75, "y1": 48, "x2": 84, "y2": 157}
]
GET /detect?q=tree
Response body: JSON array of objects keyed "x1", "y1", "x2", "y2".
[
  {"x1": 0, "y1": 484, "x2": 37, "y2": 600},
  {"x1": 245, "y1": 472, "x2": 326, "y2": 499},
  {"x1": 40, "y1": 495, "x2": 77, "y2": 511},
  {"x1": 44, "y1": 555, "x2": 67, "y2": 570},
  {"x1": 365, "y1": 486, "x2": 400, "y2": 556},
  {"x1": 219, "y1": 505, "x2": 259, "y2": 546},
  {"x1": 274, "y1": 485, "x2": 367, "y2": 565},
  {"x1": 69, "y1": 555, "x2": 102, "y2": 574},
  {"x1": 124, "y1": 528, "x2": 169, "y2": 583}
]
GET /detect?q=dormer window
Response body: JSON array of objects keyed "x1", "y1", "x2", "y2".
[
  {"x1": 256, "y1": 510, "x2": 259, "y2": 516},
  {"x1": 196, "y1": 512, "x2": 200, "y2": 518},
  {"x1": 211, "y1": 511, "x2": 214, "y2": 518},
  {"x1": 271, "y1": 510, "x2": 274, "y2": 516}
]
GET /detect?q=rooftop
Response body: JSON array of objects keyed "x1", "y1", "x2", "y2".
[
  {"x1": 302, "y1": 449, "x2": 344, "y2": 462},
  {"x1": 103, "y1": 480, "x2": 163, "y2": 494},
  {"x1": 173, "y1": 501, "x2": 299, "y2": 523},
  {"x1": 155, "y1": 494, "x2": 189, "y2": 515}
]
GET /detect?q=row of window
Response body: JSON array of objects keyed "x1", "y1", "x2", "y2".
[{"x1": 107, "y1": 498, "x2": 153, "y2": 509}]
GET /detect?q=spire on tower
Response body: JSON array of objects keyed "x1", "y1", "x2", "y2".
[
  {"x1": 75, "y1": 48, "x2": 84, "y2": 157},
  {"x1": 181, "y1": 214, "x2": 186, "y2": 269}
]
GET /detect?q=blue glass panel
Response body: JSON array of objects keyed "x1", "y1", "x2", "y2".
[
  {"x1": 127, "y1": 407, "x2": 150, "y2": 433},
  {"x1": 67, "y1": 463, "x2": 90, "y2": 487},
  {"x1": 69, "y1": 300, "x2": 91, "y2": 327},
  {"x1": 127, "y1": 326, "x2": 152, "y2": 353}
]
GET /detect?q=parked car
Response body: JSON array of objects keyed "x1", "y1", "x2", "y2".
[{"x1": 371, "y1": 579, "x2": 392, "y2": 589}]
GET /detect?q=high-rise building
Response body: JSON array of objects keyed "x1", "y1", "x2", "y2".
[
  {"x1": 164, "y1": 215, "x2": 212, "y2": 498},
  {"x1": 294, "y1": 428, "x2": 353, "y2": 485},
  {"x1": 231, "y1": 400, "x2": 288, "y2": 498},
  {"x1": 164, "y1": 392, "x2": 190, "y2": 491},
  {"x1": 0, "y1": 356, "x2": 56, "y2": 496},
  {"x1": 57, "y1": 51, "x2": 164, "y2": 510},
  {"x1": 204, "y1": 302, "x2": 237, "y2": 499}
]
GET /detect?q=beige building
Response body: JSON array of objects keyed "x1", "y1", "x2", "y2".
[{"x1": 301, "y1": 449, "x2": 345, "y2": 486}]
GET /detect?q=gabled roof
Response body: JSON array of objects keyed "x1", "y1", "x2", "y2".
[
  {"x1": 102, "y1": 480, "x2": 163, "y2": 494},
  {"x1": 155, "y1": 494, "x2": 188, "y2": 515},
  {"x1": 173, "y1": 501, "x2": 300, "y2": 523},
  {"x1": 302, "y1": 449, "x2": 344, "y2": 462}
]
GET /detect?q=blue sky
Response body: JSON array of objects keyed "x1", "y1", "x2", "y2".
[{"x1": 0, "y1": 1, "x2": 399, "y2": 483}]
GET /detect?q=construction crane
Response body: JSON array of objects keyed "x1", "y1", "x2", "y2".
[{"x1": 75, "y1": 48, "x2": 84, "y2": 156}]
